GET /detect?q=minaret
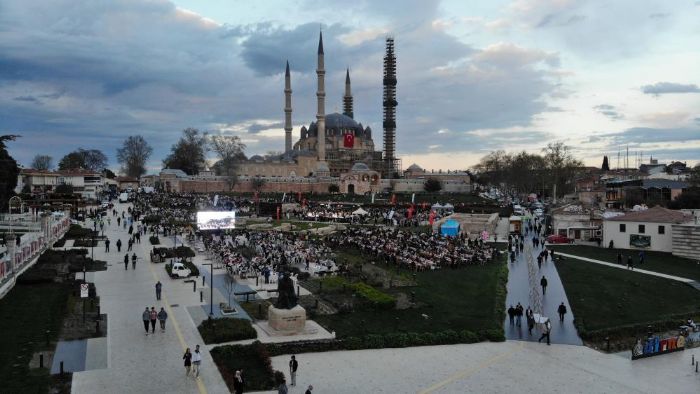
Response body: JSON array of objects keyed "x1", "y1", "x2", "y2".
[
  {"x1": 343, "y1": 68, "x2": 353, "y2": 119},
  {"x1": 382, "y1": 37, "x2": 397, "y2": 178},
  {"x1": 316, "y1": 30, "x2": 326, "y2": 164},
  {"x1": 284, "y1": 60, "x2": 293, "y2": 153}
]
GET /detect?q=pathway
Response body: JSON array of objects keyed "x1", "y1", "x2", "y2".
[
  {"x1": 69, "y1": 202, "x2": 229, "y2": 394},
  {"x1": 503, "y1": 235, "x2": 582, "y2": 345},
  {"x1": 268, "y1": 341, "x2": 700, "y2": 393},
  {"x1": 554, "y1": 251, "x2": 700, "y2": 290}
]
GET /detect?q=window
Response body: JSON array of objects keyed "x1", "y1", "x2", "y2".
[
  {"x1": 658, "y1": 225, "x2": 665, "y2": 234},
  {"x1": 638, "y1": 224, "x2": 645, "y2": 234},
  {"x1": 619, "y1": 224, "x2": 626, "y2": 232}
]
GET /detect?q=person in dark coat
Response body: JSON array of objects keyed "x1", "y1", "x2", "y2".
[
  {"x1": 104, "y1": 238, "x2": 110, "y2": 252},
  {"x1": 540, "y1": 276, "x2": 548, "y2": 295},
  {"x1": 557, "y1": 302, "x2": 567, "y2": 322},
  {"x1": 627, "y1": 255, "x2": 634, "y2": 270},
  {"x1": 617, "y1": 252, "x2": 622, "y2": 265},
  {"x1": 124, "y1": 253, "x2": 129, "y2": 270},
  {"x1": 507, "y1": 305, "x2": 515, "y2": 325},
  {"x1": 233, "y1": 369, "x2": 245, "y2": 393}
]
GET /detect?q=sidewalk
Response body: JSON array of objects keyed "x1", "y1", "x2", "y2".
[
  {"x1": 553, "y1": 251, "x2": 700, "y2": 290},
  {"x1": 503, "y1": 235, "x2": 582, "y2": 345},
  {"x1": 70, "y1": 202, "x2": 229, "y2": 394}
]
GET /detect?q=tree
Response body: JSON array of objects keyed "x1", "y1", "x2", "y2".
[
  {"x1": 0, "y1": 135, "x2": 20, "y2": 210},
  {"x1": 601, "y1": 156, "x2": 610, "y2": 171},
  {"x1": 210, "y1": 135, "x2": 246, "y2": 191},
  {"x1": 251, "y1": 176, "x2": 266, "y2": 193},
  {"x1": 689, "y1": 164, "x2": 700, "y2": 187},
  {"x1": 542, "y1": 142, "x2": 583, "y2": 200},
  {"x1": 328, "y1": 184, "x2": 340, "y2": 193},
  {"x1": 163, "y1": 128, "x2": 208, "y2": 175},
  {"x1": 58, "y1": 148, "x2": 108, "y2": 171},
  {"x1": 31, "y1": 154, "x2": 53, "y2": 170},
  {"x1": 668, "y1": 187, "x2": 700, "y2": 209},
  {"x1": 116, "y1": 136, "x2": 153, "y2": 178},
  {"x1": 103, "y1": 168, "x2": 116, "y2": 179},
  {"x1": 424, "y1": 178, "x2": 442, "y2": 192}
]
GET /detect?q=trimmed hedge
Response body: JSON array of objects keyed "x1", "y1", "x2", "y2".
[
  {"x1": 211, "y1": 341, "x2": 276, "y2": 392},
  {"x1": 53, "y1": 237, "x2": 66, "y2": 247},
  {"x1": 198, "y1": 318, "x2": 257, "y2": 344},
  {"x1": 65, "y1": 224, "x2": 94, "y2": 239},
  {"x1": 349, "y1": 282, "x2": 396, "y2": 310},
  {"x1": 149, "y1": 236, "x2": 160, "y2": 245},
  {"x1": 152, "y1": 246, "x2": 195, "y2": 258}
]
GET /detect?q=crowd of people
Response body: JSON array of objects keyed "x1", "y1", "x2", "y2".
[{"x1": 328, "y1": 227, "x2": 497, "y2": 271}]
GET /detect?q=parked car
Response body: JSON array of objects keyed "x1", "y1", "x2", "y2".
[
  {"x1": 169, "y1": 262, "x2": 191, "y2": 278},
  {"x1": 546, "y1": 234, "x2": 572, "y2": 244}
]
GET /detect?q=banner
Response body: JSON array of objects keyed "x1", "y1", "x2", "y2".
[{"x1": 429, "y1": 210, "x2": 436, "y2": 226}]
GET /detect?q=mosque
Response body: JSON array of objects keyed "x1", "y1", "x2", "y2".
[{"x1": 235, "y1": 31, "x2": 393, "y2": 181}]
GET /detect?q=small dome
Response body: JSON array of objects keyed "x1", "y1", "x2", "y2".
[
  {"x1": 407, "y1": 163, "x2": 423, "y2": 172},
  {"x1": 249, "y1": 155, "x2": 264, "y2": 162},
  {"x1": 351, "y1": 162, "x2": 370, "y2": 172}
]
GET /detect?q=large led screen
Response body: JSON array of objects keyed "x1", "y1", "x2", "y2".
[{"x1": 196, "y1": 211, "x2": 236, "y2": 230}]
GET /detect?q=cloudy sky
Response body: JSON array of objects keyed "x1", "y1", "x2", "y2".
[{"x1": 1, "y1": 0, "x2": 699, "y2": 173}]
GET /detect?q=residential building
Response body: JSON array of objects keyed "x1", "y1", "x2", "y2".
[{"x1": 603, "y1": 206, "x2": 693, "y2": 252}]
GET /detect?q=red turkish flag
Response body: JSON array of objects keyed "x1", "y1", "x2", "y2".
[{"x1": 343, "y1": 132, "x2": 354, "y2": 148}]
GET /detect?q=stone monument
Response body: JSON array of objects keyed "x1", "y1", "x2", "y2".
[{"x1": 268, "y1": 271, "x2": 306, "y2": 333}]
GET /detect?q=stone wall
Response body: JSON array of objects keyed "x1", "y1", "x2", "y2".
[
  {"x1": 174, "y1": 179, "x2": 332, "y2": 194},
  {"x1": 672, "y1": 224, "x2": 700, "y2": 260}
]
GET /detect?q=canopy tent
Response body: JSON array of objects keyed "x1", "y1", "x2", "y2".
[
  {"x1": 352, "y1": 208, "x2": 369, "y2": 216},
  {"x1": 443, "y1": 203, "x2": 454, "y2": 210},
  {"x1": 440, "y1": 219, "x2": 460, "y2": 237},
  {"x1": 431, "y1": 203, "x2": 444, "y2": 209}
]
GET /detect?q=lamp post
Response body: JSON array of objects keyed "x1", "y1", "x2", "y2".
[
  {"x1": 203, "y1": 263, "x2": 214, "y2": 317},
  {"x1": 88, "y1": 219, "x2": 97, "y2": 282}
]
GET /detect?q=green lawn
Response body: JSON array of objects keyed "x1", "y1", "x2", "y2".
[
  {"x1": 555, "y1": 258, "x2": 700, "y2": 333},
  {"x1": 315, "y1": 260, "x2": 507, "y2": 338},
  {"x1": 0, "y1": 282, "x2": 70, "y2": 394},
  {"x1": 550, "y1": 245, "x2": 700, "y2": 282}
]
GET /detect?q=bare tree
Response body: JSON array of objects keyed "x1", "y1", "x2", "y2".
[
  {"x1": 210, "y1": 135, "x2": 246, "y2": 191},
  {"x1": 30, "y1": 154, "x2": 53, "y2": 170},
  {"x1": 163, "y1": 128, "x2": 208, "y2": 175},
  {"x1": 117, "y1": 136, "x2": 153, "y2": 178}
]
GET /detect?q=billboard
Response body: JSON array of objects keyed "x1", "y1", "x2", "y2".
[
  {"x1": 630, "y1": 234, "x2": 651, "y2": 248},
  {"x1": 197, "y1": 211, "x2": 237, "y2": 230}
]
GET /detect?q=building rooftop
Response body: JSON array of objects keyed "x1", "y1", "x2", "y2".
[{"x1": 606, "y1": 206, "x2": 692, "y2": 224}]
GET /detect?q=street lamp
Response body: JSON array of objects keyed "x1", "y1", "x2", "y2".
[
  {"x1": 88, "y1": 219, "x2": 97, "y2": 282},
  {"x1": 203, "y1": 263, "x2": 214, "y2": 317}
]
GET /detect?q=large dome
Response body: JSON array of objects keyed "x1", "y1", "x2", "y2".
[{"x1": 307, "y1": 112, "x2": 366, "y2": 138}]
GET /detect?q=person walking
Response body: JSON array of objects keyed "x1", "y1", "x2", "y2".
[
  {"x1": 127, "y1": 239, "x2": 133, "y2": 252},
  {"x1": 183, "y1": 348, "x2": 192, "y2": 376},
  {"x1": 277, "y1": 377, "x2": 288, "y2": 394},
  {"x1": 142, "y1": 307, "x2": 150, "y2": 334},
  {"x1": 526, "y1": 307, "x2": 534, "y2": 335},
  {"x1": 124, "y1": 254, "x2": 129, "y2": 270},
  {"x1": 627, "y1": 255, "x2": 634, "y2": 270},
  {"x1": 515, "y1": 303, "x2": 523, "y2": 327},
  {"x1": 149, "y1": 306, "x2": 157, "y2": 333},
  {"x1": 507, "y1": 305, "x2": 515, "y2": 325},
  {"x1": 289, "y1": 355, "x2": 298, "y2": 386},
  {"x1": 117, "y1": 217, "x2": 121, "y2": 227},
  {"x1": 638, "y1": 250, "x2": 645, "y2": 265},
  {"x1": 617, "y1": 252, "x2": 622, "y2": 265},
  {"x1": 105, "y1": 238, "x2": 110, "y2": 252},
  {"x1": 557, "y1": 302, "x2": 567, "y2": 322},
  {"x1": 155, "y1": 281, "x2": 162, "y2": 300},
  {"x1": 305, "y1": 385, "x2": 313, "y2": 394},
  {"x1": 233, "y1": 370, "x2": 245, "y2": 393},
  {"x1": 157, "y1": 307, "x2": 168, "y2": 331},
  {"x1": 540, "y1": 275, "x2": 548, "y2": 295},
  {"x1": 132, "y1": 253, "x2": 137, "y2": 269},
  {"x1": 191, "y1": 345, "x2": 202, "y2": 377},
  {"x1": 538, "y1": 318, "x2": 552, "y2": 345},
  {"x1": 116, "y1": 238, "x2": 122, "y2": 252}
]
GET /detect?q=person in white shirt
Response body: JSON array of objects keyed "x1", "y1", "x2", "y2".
[{"x1": 191, "y1": 344, "x2": 202, "y2": 377}]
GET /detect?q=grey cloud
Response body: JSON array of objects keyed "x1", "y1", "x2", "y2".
[
  {"x1": 13, "y1": 96, "x2": 39, "y2": 103},
  {"x1": 536, "y1": 13, "x2": 586, "y2": 28},
  {"x1": 641, "y1": 82, "x2": 700, "y2": 96},
  {"x1": 249, "y1": 122, "x2": 284, "y2": 134},
  {"x1": 593, "y1": 104, "x2": 624, "y2": 120},
  {"x1": 648, "y1": 13, "x2": 670, "y2": 19},
  {"x1": 594, "y1": 127, "x2": 700, "y2": 145}
]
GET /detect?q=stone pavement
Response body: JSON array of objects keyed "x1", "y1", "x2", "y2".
[
  {"x1": 504, "y1": 235, "x2": 582, "y2": 345},
  {"x1": 267, "y1": 341, "x2": 700, "y2": 393},
  {"x1": 70, "y1": 202, "x2": 229, "y2": 394},
  {"x1": 554, "y1": 251, "x2": 700, "y2": 290}
]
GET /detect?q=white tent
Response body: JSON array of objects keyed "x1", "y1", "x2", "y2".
[
  {"x1": 443, "y1": 203, "x2": 455, "y2": 210},
  {"x1": 352, "y1": 208, "x2": 369, "y2": 216},
  {"x1": 431, "y1": 203, "x2": 444, "y2": 209}
]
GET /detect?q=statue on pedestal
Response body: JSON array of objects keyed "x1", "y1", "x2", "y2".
[{"x1": 275, "y1": 272, "x2": 298, "y2": 309}]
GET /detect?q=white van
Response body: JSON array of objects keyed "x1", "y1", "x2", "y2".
[
  {"x1": 118, "y1": 192, "x2": 129, "y2": 203},
  {"x1": 169, "y1": 262, "x2": 192, "y2": 278}
]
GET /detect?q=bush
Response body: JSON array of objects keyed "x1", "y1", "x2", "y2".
[
  {"x1": 211, "y1": 341, "x2": 276, "y2": 392},
  {"x1": 198, "y1": 318, "x2": 257, "y2": 344},
  {"x1": 349, "y1": 282, "x2": 396, "y2": 310},
  {"x1": 152, "y1": 246, "x2": 195, "y2": 258},
  {"x1": 53, "y1": 238, "x2": 66, "y2": 247},
  {"x1": 73, "y1": 239, "x2": 98, "y2": 247},
  {"x1": 149, "y1": 236, "x2": 160, "y2": 245},
  {"x1": 65, "y1": 224, "x2": 93, "y2": 239}
]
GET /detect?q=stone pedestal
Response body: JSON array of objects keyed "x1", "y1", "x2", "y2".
[{"x1": 268, "y1": 305, "x2": 306, "y2": 333}]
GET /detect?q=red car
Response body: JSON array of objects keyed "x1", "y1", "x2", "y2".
[{"x1": 546, "y1": 234, "x2": 572, "y2": 244}]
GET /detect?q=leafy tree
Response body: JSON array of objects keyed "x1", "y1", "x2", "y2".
[
  {"x1": 689, "y1": 164, "x2": 700, "y2": 187},
  {"x1": 103, "y1": 168, "x2": 116, "y2": 179},
  {"x1": 668, "y1": 187, "x2": 700, "y2": 209},
  {"x1": 30, "y1": 154, "x2": 53, "y2": 170},
  {"x1": 601, "y1": 155, "x2": 610, "y2": 171},
  {"x1": 210, "y1": 135, "x2": 246, "y2": 191},
  {"x1": 424, "y1": 178, "x2": 442, "y2": 192},
  {"x1": 0, "y1": 135, "x2": 20, "y2": 210},
  {"x1": 163, "y1": 128, "x2": 207, "y2": 175},
  {"x1": 58, "y1": 149, "x2": 108, "y2": 171},
  {"x1": 251, "y1": 176, "x2": 266, "y2": 193},
  {"x1": 117, "y1": 136, "x2": 153, "y2": 178},
  {"x1": 328, "y1": 184, "x2": 340, "y2": 193},
  {"x1": 542, "y1": 142, "x2": 583, "y2": 200}
]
